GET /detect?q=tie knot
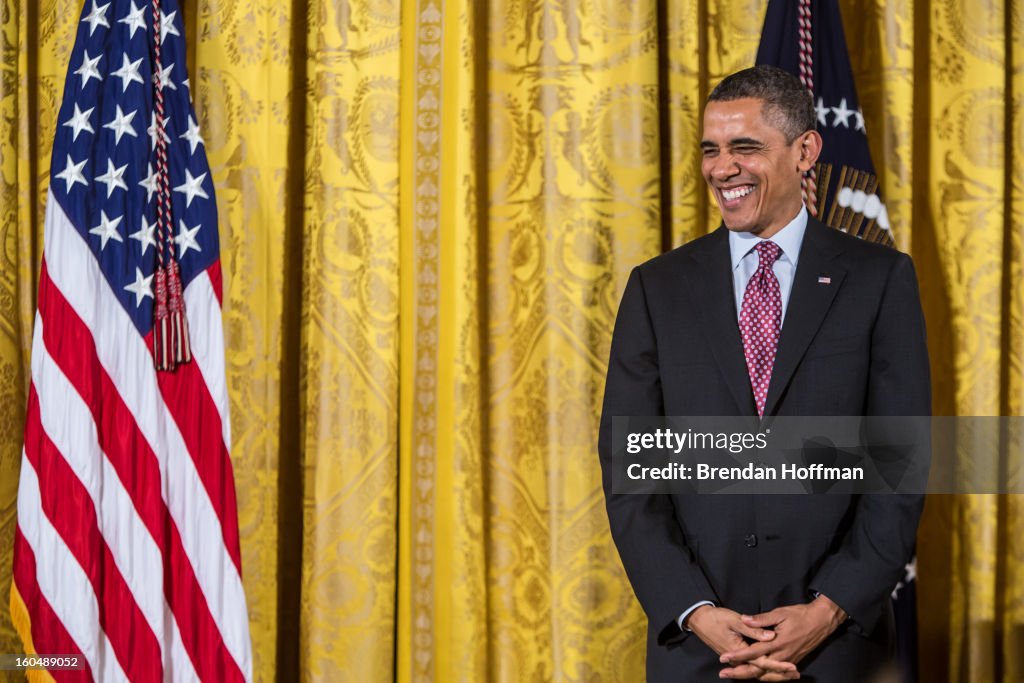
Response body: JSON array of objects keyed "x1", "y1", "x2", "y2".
[{"x1": 755, "y1": 241, "x2": 782, "y2": 266}]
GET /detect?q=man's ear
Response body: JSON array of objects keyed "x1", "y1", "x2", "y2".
[{"x1": 796, "y1": 130, "x2": 823, "y2": 172}]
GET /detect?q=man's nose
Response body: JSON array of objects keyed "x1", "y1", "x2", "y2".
[{"x1": 709, "y1": 154, "x2": 740, "y2": 180}]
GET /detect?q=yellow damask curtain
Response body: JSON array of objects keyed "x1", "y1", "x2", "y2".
[{"x1": 0, "y1": 1, "x2": 1021, "y2": 681}]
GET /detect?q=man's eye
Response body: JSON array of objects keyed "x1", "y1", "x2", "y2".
[
  {"x1": 734, "y1": 146, "x2": 758, "y2": 154},
  {"x1": 702, "y1": 148, "x2": 717, "y2": 157}
]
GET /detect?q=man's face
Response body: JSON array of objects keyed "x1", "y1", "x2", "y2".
[{"x1": 700, "y1": 97, "x2": 819, "y2": 237}]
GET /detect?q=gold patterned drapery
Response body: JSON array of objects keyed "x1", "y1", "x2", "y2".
[{"x1": 0, "y1": 1, "x2": 1022, "y2": 681}]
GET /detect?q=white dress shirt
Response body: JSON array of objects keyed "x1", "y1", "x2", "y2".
[{"x1": 729, "y1": 206, "x2": 808, "y2": 323}]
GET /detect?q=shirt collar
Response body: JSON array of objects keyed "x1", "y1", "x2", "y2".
[{"x1": 728, "y1": 205, "x2": 808, "y2": 271}]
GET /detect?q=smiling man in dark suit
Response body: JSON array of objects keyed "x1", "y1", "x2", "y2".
[{"x1": 598, "y1": 65, "x2": 930, "y2": 681}]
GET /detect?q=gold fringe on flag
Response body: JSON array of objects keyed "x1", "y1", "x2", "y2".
[{"x1": 9, "y1": 582, "x2": 59, "y2": 683}]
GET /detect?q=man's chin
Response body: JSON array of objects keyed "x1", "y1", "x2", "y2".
[{"x1": 721, "y1": 217, "x2": 757, "y2": 233}]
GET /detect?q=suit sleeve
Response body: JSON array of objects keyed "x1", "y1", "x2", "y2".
[
  {"x1": 809, "y1": 252, "x2": 931, "y2": 633},
  {"x1": 599, "y1": 267, "x2": 717, "y2": 645}
]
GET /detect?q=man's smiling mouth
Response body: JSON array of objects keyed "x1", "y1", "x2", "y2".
[{"x1": 721, "y1": 185, "x2": 754, "y2": 201}]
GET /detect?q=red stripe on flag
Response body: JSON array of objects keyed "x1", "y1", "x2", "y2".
[
  {"x1": 36, "y1": 263, "x2": 246, "y2": 683},
  {"x1": 156, "y1": 355, "x2": 242, "y2": 573},
  {"x1": 207, "y1": 260, "x2": 224, "y2": 305},
  {"x1": 12, "y1": 530, "x2": 92, "y2": 682},
  {"x1": 23, "y1": 388, "x2": 162, "y2": 682},
  {"x1": 164, "y1": 520, "x2": 247, "y2": 683}
]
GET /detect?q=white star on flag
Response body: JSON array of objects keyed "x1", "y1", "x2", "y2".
[
  {"x1": 103, "y1": 104, "x2": 138, "y2": 145},
  {"x1": 155, "y1": 63, "x2": 176, "y2": 91},
  {"x1": 81, "y1": 1, "x2": 111, "y2": 36},
  {"x1": 111, "y1": 53, "x2": 144, "y2": 92},
  {"x1": 160, "y1": 10, "x2": 180, "y2": 44},
  {"x1": 123, "y1": 267, "x2": 154, "y2": 307},
  {"x1": 55, "y1": 155, "x2": 89, "y2": 192},
  {"x1": 175, "y1": 219, "x2": 203, "y2": 257},
  {"x1": 74, "y1": 51, "x2": 103, "y2": 88},
  {"x1": 89, "y1": 210, "x2": 124, "y2": 250},
  {"x1": 95, "y1": 158, "x2": 129, "y2": 197},
  {"x1": 138, "y1": 163, "x2": 158, "y2": 202},
  {"x1": 180, "y1": 115, "x2": 204, "y2": 155},
  {"x1": 174, "y1": 169, "x2": 209, "y2": 207},
  {"x1": 854, "y1": 108, "x2": 866, "y2": 133},
  {"x1": 118, "y1": 1, "x2": 148, "y2": 39},
  {"x1": 148, "y1": 112, "x2": 170, "y2": 150},
  {"x1": 815, "y1": 97, "x2": 829, "y2": 127},
  {"x1": 130, "y1": 215, "x2": 157, "y2": 255},
  {"x1": 830, "y1": 98, "x2": 854, "y2": 128},
  {"x1": 63, "y1": 103, "x2": 95, "y2": 141}
]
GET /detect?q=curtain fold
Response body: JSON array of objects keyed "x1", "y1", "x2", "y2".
[
  {"x1": 911, "y1": 2, "x2": 1022, "y2": 681},
  {"x1": 300, "y1": 1, "x2": 400, "y2": 680},
  {"x1": 1, "y1": 1, "x2": 1022, "y2": 681}
]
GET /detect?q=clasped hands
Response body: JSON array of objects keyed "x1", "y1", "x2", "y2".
[{"x1": 685, "y1": 596, "x2": 846, "y2": 680}]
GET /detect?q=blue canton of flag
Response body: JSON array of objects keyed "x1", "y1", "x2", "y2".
[{"x1": 53, "y1": 0, "x2": 218, "y2": 338}]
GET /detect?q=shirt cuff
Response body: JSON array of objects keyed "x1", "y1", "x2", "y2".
[{"x1": 677, "y1": 600, "x2": 715, "y2": 631}]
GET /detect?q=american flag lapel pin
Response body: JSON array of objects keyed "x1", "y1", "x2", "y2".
[{"x1": 818, "y1": 275, "x2": 832, "y2": 285}]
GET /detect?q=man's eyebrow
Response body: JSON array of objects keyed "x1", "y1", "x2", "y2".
[
  {"x1": 728, "y1": 137, "x2": 765, "y2": 147},
  {"x1": 700, "y1": 137, "x2": 767, "y2": 150}
]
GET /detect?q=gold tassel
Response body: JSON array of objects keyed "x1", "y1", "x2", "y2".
[{"x1": 825, "y1": 165, "x2": 848, "y2": 228}]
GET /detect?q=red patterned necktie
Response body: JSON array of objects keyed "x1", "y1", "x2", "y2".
[{"x1": 739, "y1": 241, "x2": 783, "y2": 417}]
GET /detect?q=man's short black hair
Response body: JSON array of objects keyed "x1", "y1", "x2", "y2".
[{"x1": 707, "y1": 65, "x2": 816, "y2": 143}]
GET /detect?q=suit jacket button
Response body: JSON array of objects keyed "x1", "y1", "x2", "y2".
[{"x1": 744, "y1": 534, "x2": 758, "y2": 548}]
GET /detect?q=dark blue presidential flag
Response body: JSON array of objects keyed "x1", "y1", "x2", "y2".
[
  {"x1": 756, "y1": 0, "x2": 894, "y2": 247},
  {"x1": 891, "y1": 557, "x2": 919, "y2": 683}
]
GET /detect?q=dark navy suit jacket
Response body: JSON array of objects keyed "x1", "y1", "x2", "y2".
[{"x1": 598, "y1": 218, "x2": 931, "y2": 682}]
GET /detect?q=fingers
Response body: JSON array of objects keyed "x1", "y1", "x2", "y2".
[
  {"x1": 719, "y1": 658, "x2": 798, "y2": 681},
  {"x1": 718, "y1": 663, "x2": 765, "y2": 679},
  {"x1": 734, "y1": 622, "x2": 777, "y2": 643},
  {"x1": 719, "y1": 666, "x2": 799, "y2": 681},
  {"x1": 741, "y1": 609, "x2": 786, "y2": 628},
  {"x1": 692, "y1": 607, "x2": 769, "y2": 658},
  {"x1": 751, "y1": 656, "x2": 796, "y2": 675},
  {"x1": 756, "y1": 671, "x2": 800, "y2": 681},
  {"x1": 720, "y1": 642, "x2": 774, "y2": 664}
]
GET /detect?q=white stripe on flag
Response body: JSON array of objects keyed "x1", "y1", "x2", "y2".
[
  {"x1": 164, "y1": 608, "x2": 201, "y2": 683},
  {"x1": 184, "y1": 269, "x2": 232, "y2": 450}
]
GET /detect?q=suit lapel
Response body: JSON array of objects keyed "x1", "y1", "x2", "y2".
[
  {"x1": 762, "y1": 219, "x2": 847, "y2": 416},
  {"x1": 683, "y1": 228, "x2": 756, "y2": 415}
]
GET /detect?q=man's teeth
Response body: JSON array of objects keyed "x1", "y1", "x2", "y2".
[{"x1": 722, "y1": 186, "x2": 753, "y2": 201}]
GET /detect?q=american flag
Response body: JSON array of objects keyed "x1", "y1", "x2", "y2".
[{"x1": 10, "y1": 0, "x2": 252, "y2": 680}]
